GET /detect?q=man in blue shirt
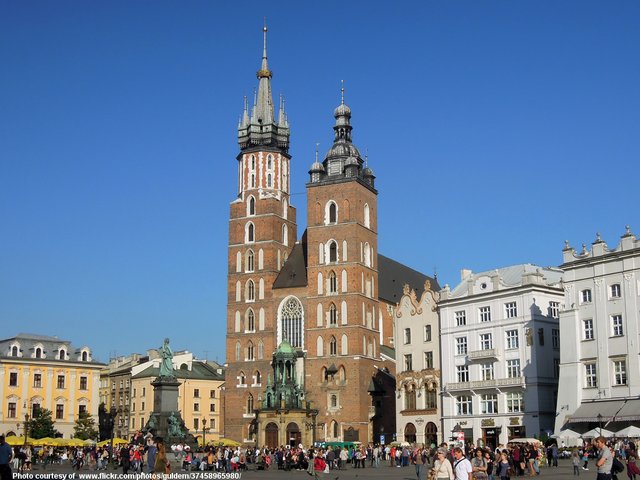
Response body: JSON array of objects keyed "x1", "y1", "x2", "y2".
[{"x1": 0, "y1": 435, "x2": 14, "y2": 480}]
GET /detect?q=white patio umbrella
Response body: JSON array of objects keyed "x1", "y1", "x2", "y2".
[
  {"x1": 581, "y1": 428, "x2": 614, "y2": 438},
  {"x1": 552, "y1": 429, "x2": 582, "y2": 439},
  {"x1": 615, "y1": 426, "x2": 640, "y2": 438}
]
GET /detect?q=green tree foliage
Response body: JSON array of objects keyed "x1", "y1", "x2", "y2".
[
  {"x1": 28, "y1": 408, "x2": 58, "y2": 439},
  {"x1": 74, "y1": 410, "x2": 98, "y2": 440}
]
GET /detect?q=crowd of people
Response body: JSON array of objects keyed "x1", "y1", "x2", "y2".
[{"x1": 2, "y1": 432, "x2": 640, "y2": 480}]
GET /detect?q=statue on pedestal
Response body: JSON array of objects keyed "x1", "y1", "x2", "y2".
[{"x1": 159, "y1": 338, "x2": 175, "y2": 378}]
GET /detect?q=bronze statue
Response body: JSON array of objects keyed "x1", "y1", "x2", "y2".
[{"x1": 159, "y1": 338, "x2": 175, "y2": 378}]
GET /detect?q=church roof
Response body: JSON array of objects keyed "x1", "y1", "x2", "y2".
[
  {"x1": 273, "y1": 241, "x2": 308, "y2": 289},
  {"x1": 377, "y1": 254, "x2": 440, "y2": 304},
  {"x1": 273, "y1": 242, "x2": 438, "y2": 304}
]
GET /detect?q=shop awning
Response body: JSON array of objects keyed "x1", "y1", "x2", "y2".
[
  {"x1": 616, "y1": 399, "x2": 640, "y2": 422},
  {"x1": 568, "y1": 400, "x2": 626, "y2": 423}
]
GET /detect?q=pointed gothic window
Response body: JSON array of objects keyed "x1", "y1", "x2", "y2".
[
  {"x1": 247, "y1": 341, "x2": 254, "y2": 361},
  {"x1": 267, "y1": 155, "x2": 273, "y2": 170},
  {"x1": 239, "y1": 371, "x2": 246, "y2": 385},
  {"x1": 248, "y1": 196, "x2": 255, "y2": 216},
  {"x1": 329, "y1": 241, "x2": 337, "y2": 262},
  {"x1": 364, "y1": 203, "x2": 370, "y2": 228},
  {"x1": 329, "y1": 271, "x2": 338, "y2": 294},
  {"x1": 329, "y1": 336, "x2": 337, "y2": 356},
  {"x1": 258, "y1": 340, "x2": 264, "y2": 360},
  {"x1": 255, "y1": 371, "x2": 261, "y2": 385},
  {"x1": 246, "y1": 222, "x2": 255, "y2": 243},
  {"x1": 279, "y1": 296, "x2": 304, "y2": 348},
  {"x1": 250, "y1": 174, "x2": 255, "y2": 188},
  {"x1": 332, "y1": 420, "x2": 339, "y2": 438},
  {"x1": 267, "y1": 173, "x2": 272, "y2": 188},
  {"x1": 246, "y1": 309, "x2": 255, "y2": 332},
  {"x1": 328, "y1": 202, "x2": 337, "y2": 224},
  {"x1": 235, "y1": 342, "x2": 241, "y2": 361},
  {"x1": 246, "y1": 280, "x2": 255, "y2": 302},
  {"x1": 246, "y1": 249, "x2": 254, "y2": 272},
  {"x1": 364, "y1": 242, "x2": 371, "y2": 267},
  {"x1": 330, "y1": 394, "x2": 338, "y2": 408},
  {"x1": 329, "y1": 303, "x2": 337, "y2": 326},
  {"x1": 282, "y1": 225, "x2": 288, "y2": 246}
]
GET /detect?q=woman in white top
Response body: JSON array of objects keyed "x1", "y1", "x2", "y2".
[{"x1": 431, "y1": 448, "x2": 455, "y2": 480}]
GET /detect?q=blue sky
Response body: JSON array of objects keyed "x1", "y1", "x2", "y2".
[{"x1": 1, "y1": 1, "x2": 638, "y2": 363}]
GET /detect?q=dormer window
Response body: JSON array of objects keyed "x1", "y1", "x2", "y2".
[
  {"x1": 81, "y1": 350, "x2": 89, "y2": 362},
  {"x1": 58, "y1": 349, "x2": 66, "y2": 360},
  {"x1": 35, "y1": 347, "x2": 43, "y2": 359},
  {"x1": 10, "y1": 345, "x2": 19, "y2": 357}
]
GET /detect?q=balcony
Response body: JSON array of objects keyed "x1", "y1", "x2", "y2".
[
  {"x1": 467, "y1": 349, "x2": 499, "y2": 361},
  {"x1": 446, "y1": 376, "x2": 525, "y2": 392}
]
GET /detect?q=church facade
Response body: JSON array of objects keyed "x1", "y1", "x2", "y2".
[{"x1": 225, "y1": 27, "x2": 435, "y2": 446}]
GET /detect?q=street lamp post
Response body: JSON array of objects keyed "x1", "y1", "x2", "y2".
[
  {"x1": 202, "y1": 419, "x2": 207, "y2": 449},
  {"x1": 23, "y1": 401, "x2": 31, "y2": 448},
  {"x1": 597, "y1": 414, "x2": 603, "y2": 437}
]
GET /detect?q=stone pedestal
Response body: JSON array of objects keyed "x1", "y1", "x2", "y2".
[{"x1": 144, "y1": 376, "x2": 196, "y2": 447}]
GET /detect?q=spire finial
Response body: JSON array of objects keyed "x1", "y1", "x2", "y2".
[
  {"x1": 365, "y1": 147, "x2": 369, "y2": 168},
  {"x1": 341, "y1": 79, "x2": 345, "y2": 105},
  {"x1": 263, "y1": 17, "x2": 268, "y2": 59},
  {"x1": 315, "y1": 142, "x2": 320, "y2": 162}
]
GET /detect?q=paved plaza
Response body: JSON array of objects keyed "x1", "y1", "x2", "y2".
[{"x1": 8, "y1": 459, "x2": 588, "y2": 480}]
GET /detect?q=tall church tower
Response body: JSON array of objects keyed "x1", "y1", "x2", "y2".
[
  {"x1": 225, "y1": 25, "x2": 297, "y2": 442},
  {"x1": 305, "y1": 89, "x2": 380, "y2": 442}
]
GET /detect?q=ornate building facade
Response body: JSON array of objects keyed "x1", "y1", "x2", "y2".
[
  {"x1": 394, "y1": 281, "x2": 441, "y2": 446},
  {"x1": 224, "y1": 27, "x2": 435, "y2": 446}
]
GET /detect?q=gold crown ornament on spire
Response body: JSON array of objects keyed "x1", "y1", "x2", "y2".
[{"x1": 257, "y1": 18, "x2": 272, "y2": 79}]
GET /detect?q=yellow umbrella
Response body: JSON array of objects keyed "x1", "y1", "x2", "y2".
[
  {"x1": 32, "y1": 437, "x2": 58, "y2": 446},
  {"x1": 97, "y1": 438, "x2": 129, "y2": 447},
  {"x1": 4, "y1": 436, "x2": 35, "y2": 446},
  {"x1": 65, "y1": 438, "x2": 87, "y2": 447},
  {"x1": 217, "y1": 438, "x2": 241, "y2": 447}
]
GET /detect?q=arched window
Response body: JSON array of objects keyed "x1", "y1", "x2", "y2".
[
  {"x1": 246, "y1": 249, "x2": 254, "y2": 272},
  {"x1": 250, "y1": 174, "x2": 256, "y2": 188},
  {"x1": 341, "y1": 270, "x2": 347, "y2": 292},
  {"x1": 317, "y1": 336, "x2": 324, "y2": 357},
  {"x1": 259, "y1": 308, "x2": 265, "y2": 330},
  {"x1": 364, "y1": 242, "x2": 371, "y2": 267},
  {"x1": 328, "y1": 202, "x2": 337, "y2": 224},
  {"x1": 248, "y1": 196, "x2": 256, "y2": 216},
  {"x1": 255, "y1": 371, "x2": 262, "y2": 385},
  {"x1": 267, "y1": 173, "x2": 272, "y2": 188},
  {"x1": 330, "y1": 394, "x2": 338, "y2": 408},
  {"x1": 329, "y1": 303, "x2": 337, "y2": 326},
  {"x1": 236, "y1": 251, "x2": 242, "y2": 272},
  {"x1": 235, "y1": 311, "x2": 241, "y2": 332},
  {"x1": 341, "y1": 334, "x2": 348, "y2": 355},
  {"x1": 35, "y1": 347, "x2": 42, "y2": 359},
  {"x1": 58, "y1": 349, "x2": 65, "y2": 360},
  {"x1": 11, "y1": 345, "x2": 18, "y2": 357},
  {"x1": 259, "y1": 278, "x2": 265, "y2": 299},
  {"x1": 247, "y1": 341, "x2": 254, "y2": 361},
  {"x1": 329, "y1": 271, "x2": 338, "y2": 294},
  {"x1": 321, "y1": 366, "x2": 327, "y2": 382},
  {"x1": 329, "y1": 241, "x2": 337, "y2": 262},
  {"x1": 267, "y1": 155, "x2": 273, "y2": 170},
  {"x1": 338, "y1": 366, "x2": 346, "y2": 381},
  {"x1": 282, "y1": 225, "x2": 288, "y2": 246},
  {"x1": 258, "y1": 249, "x2": 264, "y2": 269},
  {"x1": 283, "y1": 198, "x2": 288, "y2": 219},
  {"x1": 245, "y1": 222, "x2": 255, "y2": 243},
  {"x1": 329, "y1": 336, "x2": 337, "y2": 356},
  {"x1": 278, "y1": 296, "x2": 304, "y2": 348},
  {"x1": 235, "y1": 342, "x2": 241, "y2": 361},
  {"x1": 317, "y1": 272, "x2": 324, "y2": 295},
  {"x1": 235, "y1": 280, "x2": 241, "y2": 302},
  {"x1": 246, "y1": 309, "x2": 255, "y2": 332},
  {"x1": 364, "y1": 203, "x2": 370, "y2": 228},
  {"x1": 246, "y1": 280, "x2": 255, "y2": 301},
  {"x1": 239, "y1": 371, "x2": 246, "y2": 385},
  {"x1": 258, "y1": 340, "x2": 264, "y2": 360},
  {"x1": 332, "y1": 420, "x2": 339, "y2": 438},
  {"x1": 250, "y1": 155, "x2": 256, "y2": 170}
]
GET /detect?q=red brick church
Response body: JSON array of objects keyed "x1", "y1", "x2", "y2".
[{"x1": 225, "y1": 26, "x2": 437, "y2": 446}]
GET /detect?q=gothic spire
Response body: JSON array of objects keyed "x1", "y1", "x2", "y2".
[{"x1": 237, "y1": 23, "x2": 289, "y2": 152}]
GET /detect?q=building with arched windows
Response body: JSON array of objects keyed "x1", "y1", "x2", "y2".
[{"x1": 225, "y1": 26, "x2": 437, "y2": 445}]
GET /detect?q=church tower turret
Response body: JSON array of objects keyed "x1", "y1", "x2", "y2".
[{"x1": 226, "y1": 24, "x2": 297, "y2": 443}]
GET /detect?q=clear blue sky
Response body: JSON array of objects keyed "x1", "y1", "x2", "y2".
[{"x1": 1, "y1": 1, "x2": 638, "y2": 364}]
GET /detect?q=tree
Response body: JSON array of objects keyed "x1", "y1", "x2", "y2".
[
  {"x1": 28, "y1": 408, "x2": 58, "y2": 439},
  {"x1": 74, "y1": 410, "x2": 98, "y2": 440}
]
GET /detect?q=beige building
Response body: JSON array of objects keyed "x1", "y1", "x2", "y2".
[
  {"x1": 130, "y1": 359, "x2": 224, "y2": 444},
  {"x1": 0, "y1": 333, "x2": 104, "y2": 438}
]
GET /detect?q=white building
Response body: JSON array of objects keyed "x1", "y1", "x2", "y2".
[
  {"x1": 439, "y1": 265, "x2": 563, "y2": 449},
  {"x1": 394, "y1": 280, "x2": 441, "y2": 446},
  {"x1": 554, "y1": 227, "x2": 640, "y2": 436}
]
